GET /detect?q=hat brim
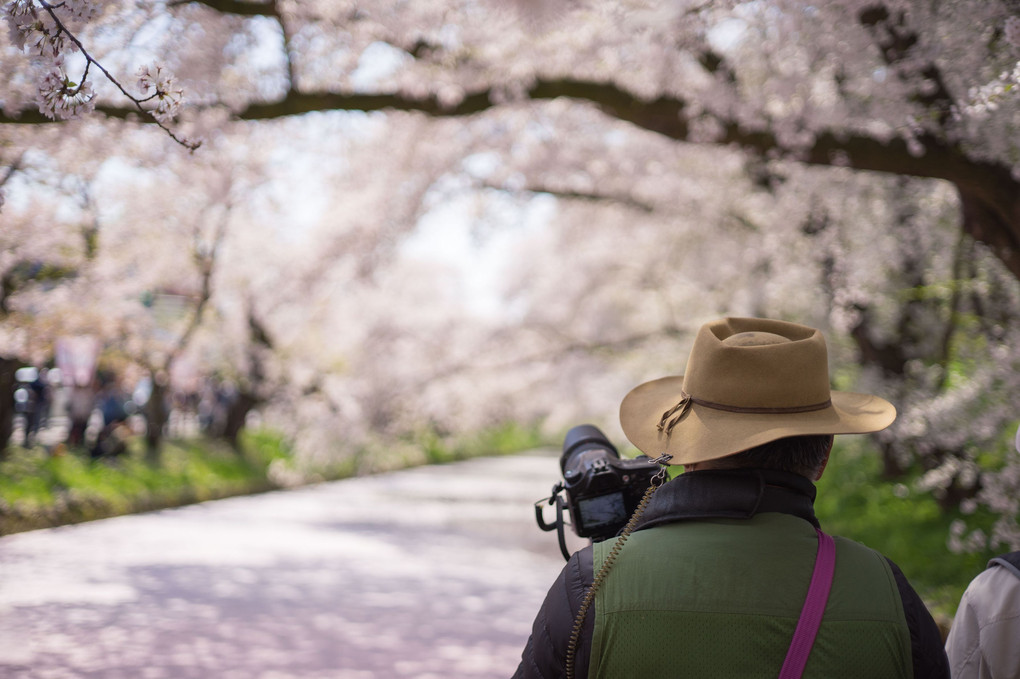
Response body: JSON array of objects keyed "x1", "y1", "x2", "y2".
[{"x1": 619, "y1": 376, "x2": 896, "y2": 465}]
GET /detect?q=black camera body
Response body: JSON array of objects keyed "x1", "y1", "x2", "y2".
[{"x1": 558, "y1": 424, "x2": 659, "y2": 541}]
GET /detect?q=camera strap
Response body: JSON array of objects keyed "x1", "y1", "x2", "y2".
[
  {"x1": 779, "y1": 528, "x2": 836, "y2": 679},
  {"x1": 534, "y1": 489, "x2": 575, "y2": 558},
  {"x1": 534, "y1": 484, "x2": 574, "y2": 561},
  {"x1": 565, "y1": 453, "x2": 673, "y2": 679}
]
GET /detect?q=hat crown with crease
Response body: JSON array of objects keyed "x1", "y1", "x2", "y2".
[
  {"x1": 684, "y1": 321, "x2": 830, "y2": 410},
  {"x1": 619, "y1": 317, "x2": 896, "y2": 465}
]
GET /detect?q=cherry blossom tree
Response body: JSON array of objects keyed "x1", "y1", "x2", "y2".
[
  {"x1": 3, "y1": 0, "x2": 1020, "y2": 276},
  {"x1": 0, "y1": 129, "x2": 103, "y2": 453},
  {"x1": 0, "y1": 123, "x2": 248, "y2": 456},
  {"x1": 2, "y1": 0, "x2": 194, "y2": 145},
  {"x1": 3, "y1": 0, "x2": 1020, "y2": 551}
]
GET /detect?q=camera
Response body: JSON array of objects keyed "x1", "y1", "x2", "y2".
[
  {"x1": 535, "y1": 424, "x2": 660, "y2": 558},
  {"x1": 560, "y1": 424, "x2": 659, "y2": 540}
]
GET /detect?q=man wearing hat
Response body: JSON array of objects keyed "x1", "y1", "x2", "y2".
[{"x1": 513, "y1": 317, "x2": 949, "y2": 679}]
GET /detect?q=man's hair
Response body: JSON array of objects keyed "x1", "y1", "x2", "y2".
[{"x1": 705, "y1": 434, "x2": 834, "y2": 479}]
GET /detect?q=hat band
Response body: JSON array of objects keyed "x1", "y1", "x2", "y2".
[{"x1": 657, "y1": 391, "x2": 833, "y2": 436}]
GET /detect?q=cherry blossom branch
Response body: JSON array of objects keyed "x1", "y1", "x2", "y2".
[
  {"x1": 43, "y1": 1, "x2": 198, "y2": 149},
  {"x1": 4, "y1": 71, "x2": 1017, "y2": 277},
  {"x1": 167, "y1": 0, "x2": 279, "y2": 18},
  {"x1": 169, "y1": 206, "x2": 227, "y2": 367},
  {"x1": 3, "y1": 0, "x2": 200, "y2": 149},
  {"x1": 166, "y1": 0, "x2": 298, "y2": 91},
  {"x1": 0, "y1": 154, "x2": 23, "y2": 211},
  {"x1": 479, "y1": 179, "x2": 656, "y2": 213}
]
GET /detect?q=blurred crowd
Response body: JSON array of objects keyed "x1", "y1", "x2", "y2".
[{"x1": 12, "y1": 364, "x2": 245, "y2": 459}]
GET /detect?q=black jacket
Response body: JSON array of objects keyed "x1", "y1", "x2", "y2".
[{"x1": 513, "y1": 468, "x2": 950, "y2": 679}]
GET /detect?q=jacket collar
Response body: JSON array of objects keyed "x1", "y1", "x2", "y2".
[{"x1": 634, "y1": 467, "x2": 819, "y2": 532}]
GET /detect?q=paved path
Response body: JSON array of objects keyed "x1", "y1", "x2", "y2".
[{"x1": 0, "y1": 453, "x2": 587, "y2": 678}]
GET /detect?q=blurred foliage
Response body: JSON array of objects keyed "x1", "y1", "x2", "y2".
[
  {"x1": 417, "y1": 421, "x2": 549, "y2": 465},
  {"x1": 0, "y1": 429, "x2": 292, "y2": 535},
  {"x1": 814, "y1": 437, "x2": 1000, "y2": 626},
  {"x1": 0, "y1": 422, "x2": 548, "y2": 535}
]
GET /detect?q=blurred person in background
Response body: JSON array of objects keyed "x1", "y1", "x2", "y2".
[
  {"x1": 944, "y1": 425, "x2": 1020, "y2": 679},
  {"x1": 14, "y1": 366, "x2": 49, "y2": 447},
  {"x1": 66, "y1": 377, "x2": 96, "y2": 447},
  {"x1": 91, "y1": 374, "x2": 130, "y2": 459}
]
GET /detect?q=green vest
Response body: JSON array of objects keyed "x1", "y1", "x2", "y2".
[{"x1": 590, "y1": 514, "x2": 913, "y2": 678}]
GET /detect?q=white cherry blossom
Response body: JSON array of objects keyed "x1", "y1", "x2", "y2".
[{"x1": 36, "y1": 57, "x2": 94, "y2": 119}]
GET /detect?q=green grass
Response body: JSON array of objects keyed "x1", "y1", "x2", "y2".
[
  {"x1": 0, "y1": 422, "x2": 547, "y2": 535},
  {"x1": 1, "y1": 422, "x2": 1000, "y2": 628},
  {"x1": 0, "y1": 429, "x2": 292, "y2": 535},
  {"x1": 417, "y1": 421, "x2": 549, "y2": 464},
  {"x1": 814, "y1": 438, "x2": 998, "y2": 625}
]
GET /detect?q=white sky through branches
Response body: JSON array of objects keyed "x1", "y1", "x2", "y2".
[{"x1": 400, "y1": 186, "x2": 556, "y2": 319}]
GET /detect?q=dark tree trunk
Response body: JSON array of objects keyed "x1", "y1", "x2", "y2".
[
  {"x1": 849, "y1": 320, "x2": 910, "y2": 478},
  {"x1": 222, "y1": 390, "x2": 259, "y2": 452},
  {"x1": 0, "y1": 357, "x2": 19, "y2": 457},
  {"x1": 145, "y1": 377, "x2": 169, "y2": 465}
]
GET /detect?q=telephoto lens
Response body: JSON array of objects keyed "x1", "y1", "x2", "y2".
[{"x1": 558, "y1": 424, "x2": 657, "y2": 541}]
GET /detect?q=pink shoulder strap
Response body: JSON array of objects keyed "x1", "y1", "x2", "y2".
[{"x1": 778, "y1": 528, "x2": 836, "y2": 679}]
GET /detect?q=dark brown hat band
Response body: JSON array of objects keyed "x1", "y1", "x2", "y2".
[{"x1": 658, "y1": 391, "x2": 833, "y2": 436}]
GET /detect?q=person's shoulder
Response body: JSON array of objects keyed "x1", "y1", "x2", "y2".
[
  {"x1": 565, "y1": 544, "x2": 595, "y2": 589},
  {"x1": 828, "y1": 534, "x2": 919, "y2": 600},
  {"x1": 987, "y1": 550, "x2": 1020, "y2": 579},
  {"x1": 958, "y1": 552, "x2": 1020, "y2": 605},
  {"x1": 829, "y1": 533, "x2": 898, "y2": 568},
  {"x1": 952, "y1": 561, "x2": 1020, "y2": 646},
  {"x1": 963, "y1": 559, "x2": 1020, "y2": 601}
]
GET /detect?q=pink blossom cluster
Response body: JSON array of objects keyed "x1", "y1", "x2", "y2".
[
  {"x1": 137, "y1": 63, "x2": 185, "y2": 124},
  {"x1": 37, "y1": 56, "x2": 95, "y2": 119},
  {"x1": 955, "y1": 63, "x2": 1020, "y2": 120},
  {"x1": 2, "y1": 0, "x2": 184, "y2": 126},
  {"x1": 4, "y1": 0, "x2": 67, "y2": 58},
  {"x1": 951, "y1": 15, "x2": 1020, "y2": 121}
]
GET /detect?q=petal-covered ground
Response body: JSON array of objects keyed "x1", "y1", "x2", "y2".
[{"x1": 0, "y1": 453, "x2": 585, "y2": 678}]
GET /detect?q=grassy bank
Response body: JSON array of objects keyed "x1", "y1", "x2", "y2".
[
  {"x1": 0, "y1": 424, "x2": 997, "y2": 624},
  {"x1": 0, "y1": 430, "x2": 294, "y2": 535},
  {"x1": 0, "y1": 423, "x2": 546, "y2": 536}
]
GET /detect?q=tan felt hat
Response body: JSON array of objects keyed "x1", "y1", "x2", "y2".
[{"x1": 619, "y1": 317, "x2": 896, "y2": 465}]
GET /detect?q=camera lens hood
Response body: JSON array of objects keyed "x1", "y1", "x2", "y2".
[{"x1": 561, "y1": 424, "x2": 619, "y2": 471}]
